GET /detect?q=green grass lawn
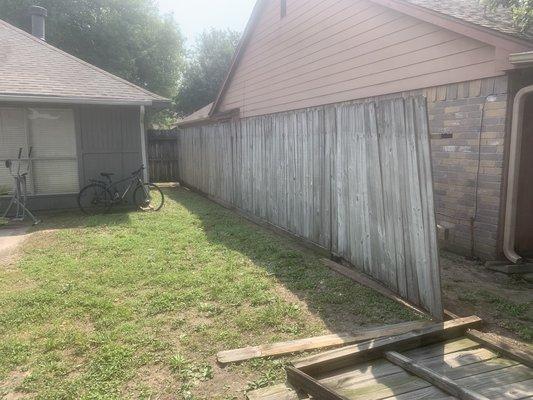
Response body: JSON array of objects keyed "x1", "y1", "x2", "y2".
[{"x1": 0, "y1": 187, "x2": 421, "y2": 399}]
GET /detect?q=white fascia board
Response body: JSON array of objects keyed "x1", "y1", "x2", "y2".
[{"x1": 0, "y1": 94, "x2": 154, "y2": 106}]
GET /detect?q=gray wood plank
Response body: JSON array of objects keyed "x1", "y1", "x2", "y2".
[
  {"x1": 177, "y1": 96, "x2": 443, "y2": 319},
  {"x1": 384, "y1": 351, "x2": 490, "y2": 400}
]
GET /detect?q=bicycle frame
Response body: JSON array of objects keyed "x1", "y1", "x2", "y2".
[{"x1": 91, "y1": 173, "x2": 147, "y2": 204}]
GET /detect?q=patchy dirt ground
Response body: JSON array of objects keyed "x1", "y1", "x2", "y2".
[{"x1": 440, "y1": 251, "x2": 533, "y2": 342}]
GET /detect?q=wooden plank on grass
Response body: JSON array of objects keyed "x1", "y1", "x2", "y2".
[
  {"x1": 467, "y1": 329, "x2": 533, "y2": 368},
  {"x1": 286, "y1": 366, "x2": 349, "y2": 400},
  {"x1": 327, "y1": 352, "x2": 515, "y2": 398},
  {"x1": 393, "y1": 363, "x2": 533, "y2": 400},
  {"x1": 320, "y1": 346, "x2": 500, "y2": 392},
  {"x1": 247, "y1": 338, "x2": 482, "y2": 400},
  {"x1": 218, "y1": 320, "x2": 432, "y2": 364},
  {"x1": 322, "y1": 259, "x2": 430, "y2": 318},
  {"x1": 246, "y1": 383, "x2": 302, "y2": 400},
  {"x1": 477, "y1": 378, "x2": 533, "y2": 399},
  {"x1": 385, "y1": 351, "x2": 490, "y2": 400},
  {"x1": 293, "y1": 316, "x2": 482, "y2": 375}
]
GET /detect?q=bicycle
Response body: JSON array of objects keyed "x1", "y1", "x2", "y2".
[{"x1": 77, "y1": 165, "x2": 164, "y2": 215}]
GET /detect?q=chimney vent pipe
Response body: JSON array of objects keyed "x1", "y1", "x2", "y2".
[{"x1": 29, "y1": 6, "x2": 47, "y2": 40}]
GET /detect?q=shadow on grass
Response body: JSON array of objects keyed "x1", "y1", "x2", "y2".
[
  {"x1": 164, "y1": 186, "x2": 423, "y2": 334},
  {"x1": 28, "y1": 207, "x2": 133, "y2": 232}
]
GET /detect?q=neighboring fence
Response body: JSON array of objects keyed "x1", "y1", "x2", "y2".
[
  {"x1": 177, "y1": 96, "x2": 442, "y2": 319},
  {"x1": 147, "y1": 129, "x2": 179, "y2": 182}
]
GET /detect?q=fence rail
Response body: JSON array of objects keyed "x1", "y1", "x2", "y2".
[{"x1": 177, "y1": 96, "x2": 442, "y2": 319}]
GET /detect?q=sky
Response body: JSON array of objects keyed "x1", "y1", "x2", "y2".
[{"x1": 156, "y1": 0, "x2": 256, "y2": 47}]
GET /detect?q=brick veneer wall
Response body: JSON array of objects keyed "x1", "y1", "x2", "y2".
[{"x1": 422, "y1": 76, "x2": 509, "y2": 259}]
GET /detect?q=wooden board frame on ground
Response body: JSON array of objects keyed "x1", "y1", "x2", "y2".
[
  {"x1": 217, "y1": 320, "x2": 433, "y2": 364},
  {"x1": 276, "y1": 316, "x2": 533, "y2": 400}
]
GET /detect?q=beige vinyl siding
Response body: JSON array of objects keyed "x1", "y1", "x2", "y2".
[{"x1": 218, "y1": 0, "x2": 503, "y2": 118}]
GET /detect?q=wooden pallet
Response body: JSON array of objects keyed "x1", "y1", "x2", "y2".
[{"x1": 247, "y1": 316, "x2": 533, "y2": 400}]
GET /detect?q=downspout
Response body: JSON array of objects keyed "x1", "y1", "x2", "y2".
[
  {"x1": 502, "y1": 84, "x2": 533, "y2": 263},
  {"x1": 140, "y1": 105, "x2": 149, "y2": 182}
]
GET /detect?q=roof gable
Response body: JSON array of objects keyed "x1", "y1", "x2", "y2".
[
  {"x1": 0, "y1": 19, "x2": 168, "y2": 106},
  {"x1": 209, "y1": 0, "x2": 532, "y2": 117}
]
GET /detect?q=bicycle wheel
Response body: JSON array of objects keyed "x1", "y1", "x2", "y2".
[
  {"x1": 78, "y1": 183, "x2": 113, "y2": 215},
  {"x1": 133, "y1": 183, "x2": 165, "y2": 211}
]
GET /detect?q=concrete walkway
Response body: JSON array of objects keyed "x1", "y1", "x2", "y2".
[{"x1": 0, "y1": 225, "x2": 31, "y2": 260}]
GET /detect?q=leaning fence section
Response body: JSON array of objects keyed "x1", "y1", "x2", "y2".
[{"x1": 176, "y1": 96, "x2": 442, "y2": 319}]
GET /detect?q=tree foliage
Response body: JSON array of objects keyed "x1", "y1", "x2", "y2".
[
  {"x1": 484, "y1": 0, "x2": 533, "y2": 32},
  {"x1": 0, "y1": 0, "x2": 185, "y2": 98},
  {"x1": 174, "y1": 28, "x2": 240, "y2": 117}
]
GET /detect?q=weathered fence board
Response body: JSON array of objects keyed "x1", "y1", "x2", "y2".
[
  {"x1": 147, "y1": 130, "x2": 179, "y2": 182},
  {"x1": 176, "y1": 96, "x2": 443, "y2": 319}
]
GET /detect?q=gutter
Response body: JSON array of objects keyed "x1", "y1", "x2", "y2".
[
  {"x1": 503, "y1": 84, "x2": 533, "y2": 263},
  {"x1": 0, "y1": 94, "x2": 167, "y2": 107},
  {"x1": 509, "y1": 51, "x2": 533, "y2": 66}
]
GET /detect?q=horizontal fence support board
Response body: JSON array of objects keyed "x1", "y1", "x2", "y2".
[
  {"x1": 466, "y1": 329, "x2": 533, "y2": 368},
  {"x1": 217, "y1": 320, "x2": 433, "y2": 364},
  {"x1": 292, "y1": 316, "x2": 482, "y2": 375}
]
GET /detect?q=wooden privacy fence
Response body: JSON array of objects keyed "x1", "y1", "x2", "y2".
[
  {"x1": 147, "y1": 129, "x2": 179, "y2": 182},
  {"x1": 177, "y1": 96, "x2": 442, "y2": 319}
]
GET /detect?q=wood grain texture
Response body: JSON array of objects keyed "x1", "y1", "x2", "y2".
[
  {"x1": 467, "y1": 329, "x2": 533, "y2": 368},
  {"x1": 319, "y1": 344, "x2": 497, "y2": 390},
  {"x1": 246, "y1": 383, "x2": 302, "y2": 400},
  {"x1": 292, "y1": 316, "x2": 482, "y2": 375},
  {"x1": 384, "y1": 351, "x2": 490, "y2": 400},
  {"x1": 286, "y1": 366, "x2": 349, "y2": 400},
  {"x1": 147, "y1": 136, "x2": 179, "y2": 182},
  {"x1": 217, "y1": 320, "x2": 432, "y2": 364},
  {"x1": 177, "y1": 96, "x2": 443, "y2": 319}
]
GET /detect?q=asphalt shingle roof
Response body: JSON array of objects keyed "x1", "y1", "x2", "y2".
[
  {"x1": 180, "y1": 103, "x2": 213, "y2": 124},
  {"x1": 401, "y1": 0, "x2": 533, "y2": 41},
  {"x1": 0, "y1": 19, "x2": 167, "y2": 104}
]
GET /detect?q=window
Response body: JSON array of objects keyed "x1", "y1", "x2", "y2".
[
  {"x1": 0, "y1": 107, "x2": 79, "y2": 195},
  {"x1": 281, "y1": 0, "x2": 287, "y2": 18}
]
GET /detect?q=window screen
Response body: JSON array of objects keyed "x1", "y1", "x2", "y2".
[
  {"x1": 0, "y1": 107, "x2": 79, "y2": 196},
  {"x1": 0, "y1": 108, "x2": 27, "y2": 195}
]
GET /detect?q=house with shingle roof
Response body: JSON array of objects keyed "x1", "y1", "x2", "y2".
[
  {"x1": 0, "y1": 6, "x2": 168, "y2": 211},
  {"x1": 179, "y1": 0, "x2": 533, "y2": 262}
]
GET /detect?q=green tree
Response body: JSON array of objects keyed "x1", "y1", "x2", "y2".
[
  {"x1": 0, "y1": 0, "x2": 185, "y2": 99},
  {"x1": 484, "y1": 0, "x2": 533, "y2": 32},
  {"x1": 174, "y1": 28, "x2": 240, "y2": 117}
]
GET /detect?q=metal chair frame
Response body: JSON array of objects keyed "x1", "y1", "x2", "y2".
[{"x1": 2, "y1": 147, "x2": 40, "y2": 225}]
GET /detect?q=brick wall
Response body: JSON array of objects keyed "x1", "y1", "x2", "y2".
[{"x1": 422, "y1": 77, "x2": 509, "y2": 259}]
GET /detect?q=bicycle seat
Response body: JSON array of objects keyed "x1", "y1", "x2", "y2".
[{"x1": 100, "y1": 172, "x2": 114, "y2": 178}]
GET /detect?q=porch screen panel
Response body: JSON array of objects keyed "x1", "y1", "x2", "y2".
[
  {"x1": 28, "y1": 108, "x2": 79, "y2": 194},
  {"x1": 0, "y1": 108, "x2": 27, "y2": 194}
]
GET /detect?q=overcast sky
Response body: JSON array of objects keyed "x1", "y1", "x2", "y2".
[{"x1": 156, "y1": 0, "x2": 255, "y2": 47}]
